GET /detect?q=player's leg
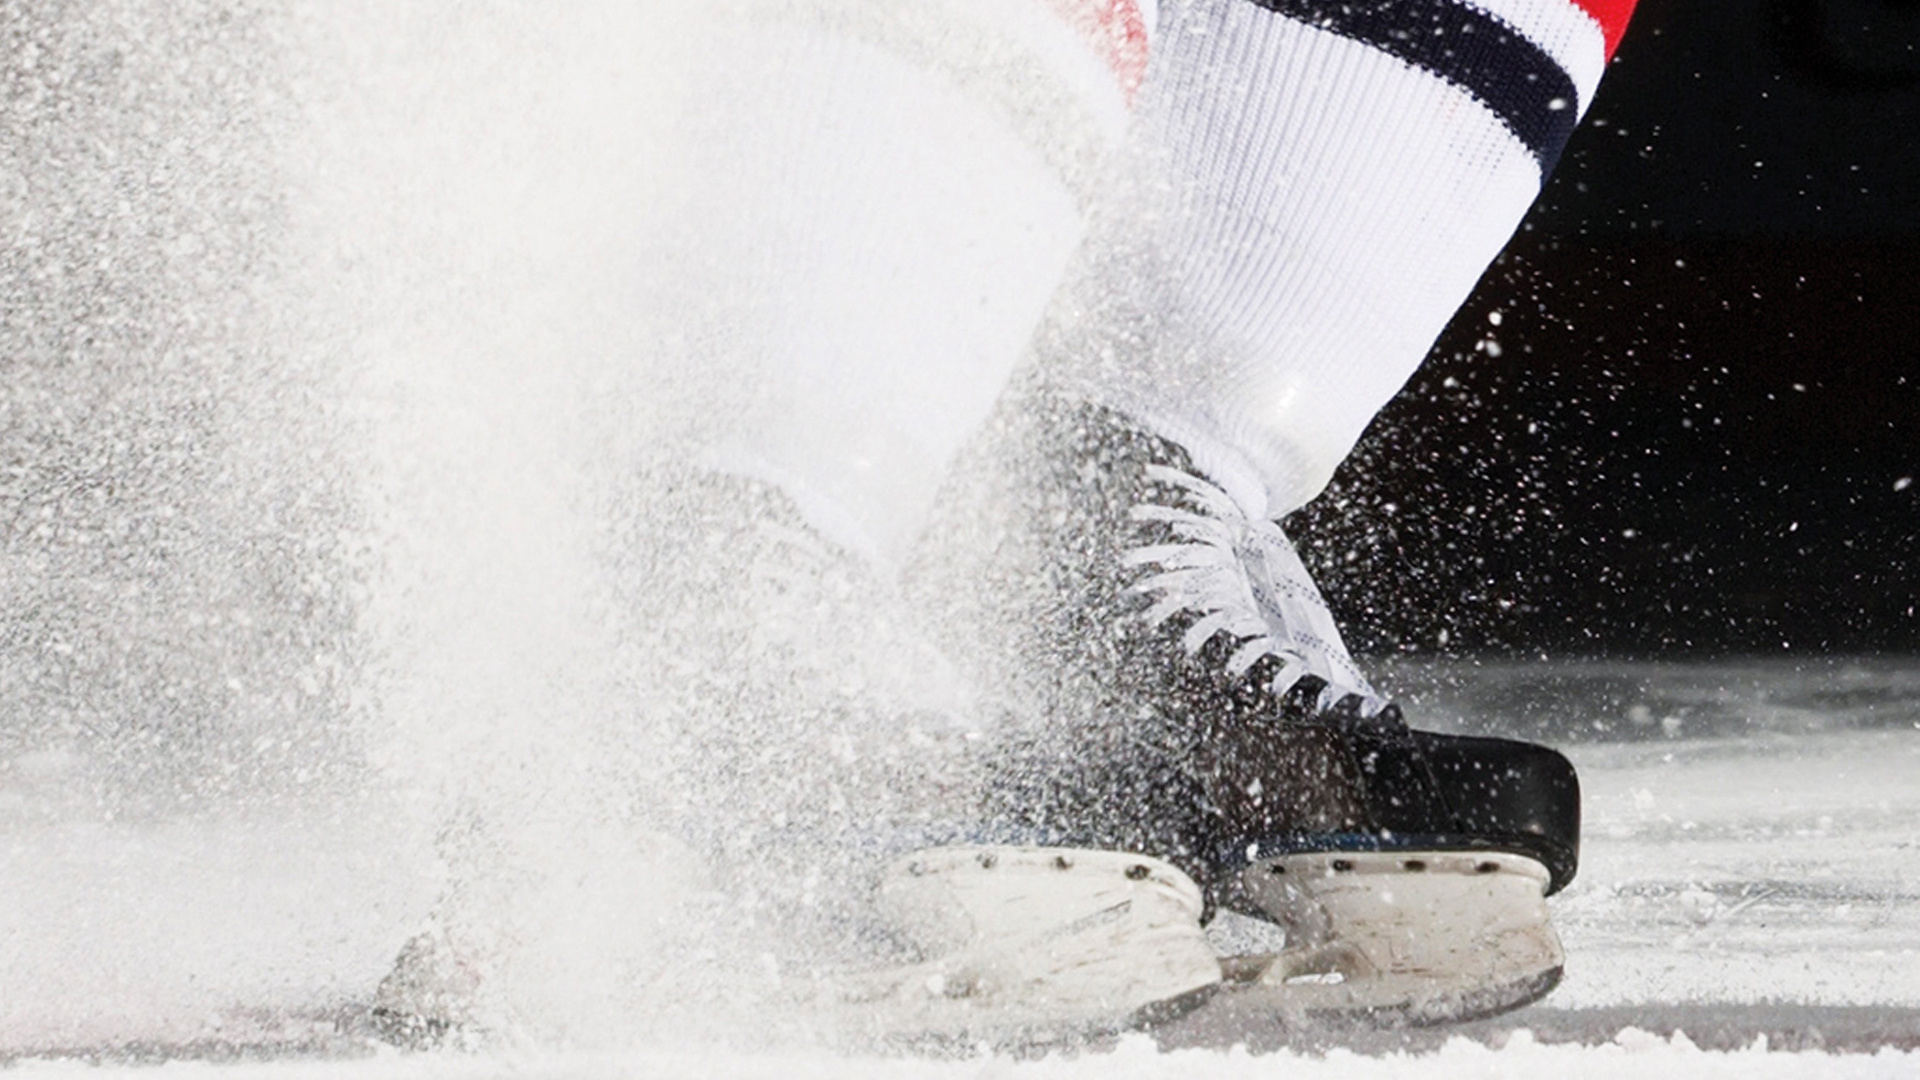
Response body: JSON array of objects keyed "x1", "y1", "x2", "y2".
[
  {"x1": 621, "y1": 0, "x2": 1136, "y2": 937},
  {"x1": 649, "y1": 3, "x2": 1234, "y2": 1040},
  {"x1": 1052, "y1": 0, "x2": 1632, "y2": 520},
  {"x1": 916, "y1": 0, "x2": 1633, "y2": 1023}
]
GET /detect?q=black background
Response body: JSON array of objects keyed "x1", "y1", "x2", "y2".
[{"x1": 1294, "y1": 0, "x2": 1920, "y2": 656}]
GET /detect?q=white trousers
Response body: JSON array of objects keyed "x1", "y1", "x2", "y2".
[
  {"x1": 663, "y1": 0, "x2": 1616, "y2": 550},
  {"x1": 656, "y1": 0, "x2": 1137, "y2": 562}
]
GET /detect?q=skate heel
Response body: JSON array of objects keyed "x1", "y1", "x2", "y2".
[
  {"x1": 1229, "y1": 850, "x2": 1563, "y2": 1025},
  {"x1": 831, "y1": 846, "x2": 1222, "y2": 1043}
]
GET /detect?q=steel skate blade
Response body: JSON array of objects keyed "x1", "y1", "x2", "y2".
[
  {"x1": 827, "y1": 846, "x2": 1222, "y2": 1047},
  {"x1": 1223, "y1": 850, "x2": 1564, "y2": 1026}
]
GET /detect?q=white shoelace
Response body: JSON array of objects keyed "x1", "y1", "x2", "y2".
[{"x1": 1123, "y1": 465, "x2": 1388, "y2": 717}]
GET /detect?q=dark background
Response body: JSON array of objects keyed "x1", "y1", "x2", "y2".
[{"x1": 1298, "y1": 0, "x2": 1920, "y2": 657}]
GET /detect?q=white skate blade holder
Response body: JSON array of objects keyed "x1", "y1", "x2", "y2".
[
  {"x1": 832, "y1": 846, "x2": 1221, "y2": 1043},
  {"x1": 1227, "y1": 850, "x2": 1564, "y2": 1025}
]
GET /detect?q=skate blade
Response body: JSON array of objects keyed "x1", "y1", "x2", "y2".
[
  {"x1": 826, "y1": 846, "x2": 1222, "y2": 1047},
  {"x1": 1224, "y1": 850, "x2": 1564, "y2": 1027}
]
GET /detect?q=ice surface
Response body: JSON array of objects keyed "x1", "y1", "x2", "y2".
[
  {"x1": 8, "y1": 662, "x2": 1920, "y2": 1071},
  {"x1": 1555, "y1": 728, "x2": 1920, "y2": 1010},
  {"x1": 0, "y1": 805, "x2": 438, "y2": 1051},
  {"x1": 6, "y1": 1023, "x2": 1920, "y2": 1078}
]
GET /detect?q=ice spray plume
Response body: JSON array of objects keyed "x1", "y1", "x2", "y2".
[
  {"x1": 0, "y1": 0, "x2": 360, "y2": 821},
  {"x1": 275, "y1": 0, "x2": 1052, "y2": 1049},
  {"x1": 2, "y1": 0, "x2": 1116, "y2": 1049},
  {"x1": 275, "y1": 0, "x2": 741, "y2": 1045}
]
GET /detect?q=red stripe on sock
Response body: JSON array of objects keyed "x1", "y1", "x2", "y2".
[
  {"x1": 1047, "y1": 0, "x2": 1151, "y2": 101},
  {"x1": 1569, "y1": 0, "x2": 1636, "y2": 58}
]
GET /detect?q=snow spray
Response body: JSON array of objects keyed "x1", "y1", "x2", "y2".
[
  {"x1": 274, "y1": 0, "x2": 753, "y2": 1044},
  {"x1": 3, "y1": 0, "x2": 1109, "y2": 1049},
  {"x1": 278, "y1": 0, "x2": 1070, "y2": 1047}
]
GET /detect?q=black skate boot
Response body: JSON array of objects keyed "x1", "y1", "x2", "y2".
[{"x1": 913, "y1": 395, "x2": 1579, "y2": 1026}]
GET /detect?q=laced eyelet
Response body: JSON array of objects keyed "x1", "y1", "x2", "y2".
[{"x1": 1123, "y1": 465, "x2": 1388, "y2": 718}]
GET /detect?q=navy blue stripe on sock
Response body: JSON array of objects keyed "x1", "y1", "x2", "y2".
[{"x1": 1243, "y1": 0, "x2": 1580, "y2": 174}]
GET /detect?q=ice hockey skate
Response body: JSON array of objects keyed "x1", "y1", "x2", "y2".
[{"x1": 917, "y1": 399, "x2": 1580, "y2": 1028}]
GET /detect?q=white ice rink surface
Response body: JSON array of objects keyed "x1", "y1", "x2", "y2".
[
  {"x1": 9, "y1": 1036, "x2": 1920, "y2": 1080},
  {"x1": 1557, "y1": 727, "x2": 1920, "y2": 1010},
  {"x1": 5, "y1": 660, "x2": 1920, "y2": 1075}
]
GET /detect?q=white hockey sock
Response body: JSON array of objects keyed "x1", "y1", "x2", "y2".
[
  {"x1": 1042, "y1": 0, "x2": 1633, "y2": 519},
  {"x1": 662, "y1": 0, "x2": 1147, "y2": 564}
]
